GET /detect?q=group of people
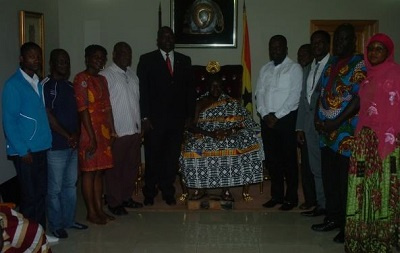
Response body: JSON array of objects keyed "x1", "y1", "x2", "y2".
[
  {"x1": 256, "y1": 23, "x2": 400, "y2": 251},
  {"x1": 1, "y1": 21, "x2": 399, "y2": 252}
]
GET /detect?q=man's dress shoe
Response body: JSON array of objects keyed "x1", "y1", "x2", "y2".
[
  {"x1": 108, "y1": 205, "x2": 128, "y2": 215},
  {"x1": 301, "y1": 207, "x2": 326, "y2": 217},
  {"x1": 262, "y1": 199, "x2": 283, "y2": 208},
  {"x1": 298, "y1": 202, "x2": 315, "y2": 210},
  {"x1": 123, "y1": 198, "x2": 143, "y2": 208},
  {"x1": 311, "y1": 221, "x2": 340, "y2": 232},
  {"x1": 279, "y1": 202, "x2": 297, "y2": 211},
  {"x1": 143, "y1": 198, "x2": 154, "y2": 206},
  {"x1": 163, "y1": 196, "x2": 176, "y2": 206},
  {"x1": 333, "y1": 230, "x2": 345, "y2": 243}
]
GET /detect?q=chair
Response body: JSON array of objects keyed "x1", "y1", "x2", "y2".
[
  {"x1": 192, "y1": 64, "x2": 243, "y2": 100},
  {"x1": 179, "y1": 62, "x2": 263, "y2": 202}
]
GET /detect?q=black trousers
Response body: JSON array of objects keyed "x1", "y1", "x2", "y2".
[
  {"x1": 261, "y1": 110, "x2": 298, "y2": 204},
  {"x1": 11, "y1": 151, "x2": 48, "y2": 230},
  {"x1": 0, "y1": 176, "x2": 20, "y2": 206},
  {"x1": 142, "y1": 121, "x2": 184, "y2": 199},
  {"x1": 321, "y1": 147, "x2": 349, "y2": 228},
  {"x1": 299, "y1": 141, "x2": 317, "y2": 206}
]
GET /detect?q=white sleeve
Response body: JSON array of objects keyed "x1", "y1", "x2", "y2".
[{"x1": 275, "y1": 64, "x2": 303, "y2": 119}]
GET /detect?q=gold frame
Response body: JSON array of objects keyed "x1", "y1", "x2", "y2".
[{"x1": 19, "y1": 11, "x2": 45, "y2": 77}]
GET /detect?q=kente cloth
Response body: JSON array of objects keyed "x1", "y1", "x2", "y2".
[
  {"x1": 73, "y1": 71, "x2": 113, "y2": 171},
  {"x1": 345, "y1": 34, "x2": 400, "y2": 253},
  {"x1": 317, "y1": 54, "x2": 366, "y2": 157},
  {"x1": 180, "y1": 93, "x2": 264, "y2": 188},
  {"x1": 0, "y1": 206, "x2": 52, "y2": 253}
]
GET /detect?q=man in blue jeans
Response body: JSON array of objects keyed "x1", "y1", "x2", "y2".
[{"x1": 42, "y1": 49, "x2": 87, "y2": 238}]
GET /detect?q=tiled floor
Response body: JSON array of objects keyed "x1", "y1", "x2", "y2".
[{"x1": 51, "y1": 205, "x2": 344, "y2": 252}]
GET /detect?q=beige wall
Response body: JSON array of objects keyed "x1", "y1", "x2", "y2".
[{"x1": 58, "y1": 0, "x2": 400, "y2": 78}]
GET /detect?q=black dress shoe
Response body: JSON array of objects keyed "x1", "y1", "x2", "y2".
[
  {"x1": 311, "y1": 221, "x2": 340, "y2": 232},
  {"x1": 333, "y1": 230, "x2": 344, "y2": 243},
  {"x1": 108, "y1": 205, "x2": 128, "y2": 215},
  {"x1": 143, "y1": 198, "x2": 154, "y2": 206},
  {"x1": 163, "y1": 197, "x2": 176, "y2": 206},
  {"x1": 262, "y1": 199, "x2": 283, "y2": 208},
  {"x1": 279, "y1": 202, "x2": 297, "y2": 211},
  {"x1": 298, "y1": 202, "x2": 316, "y2": 210},
  {"x1": 123, "y1": 198, "x2": 143, "y2": 208},
  {"x1": 301, "y1": 207, "x2": 326, "y2": 217}
]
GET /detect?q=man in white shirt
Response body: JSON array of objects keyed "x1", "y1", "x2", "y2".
[
  {"x1": 101, "y1": 42, "x2": 143, "y2": 215},
  {"x1": 296, "y1": 30, "x2": 331, "y2": 216},
  {"x1": 256, "y1": 35, "x2": 302, "y2": 211}
]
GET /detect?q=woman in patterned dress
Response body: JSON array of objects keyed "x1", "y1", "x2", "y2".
[
  {"x1": 345, "y1": 33, "x2": 400, "y2": 252},
  {"x1": 73, "y1": 45, "x2": 116, "y2": 225},
  {"x1": 180, "y1": 73, "x2": 264, "y2": 201}
]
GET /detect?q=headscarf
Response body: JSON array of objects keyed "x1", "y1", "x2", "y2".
[{"x1": 356, "y1": 33, "x2": 400, "y2": 158}]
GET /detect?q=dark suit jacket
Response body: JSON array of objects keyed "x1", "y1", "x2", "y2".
[{"x1": 137, "y1": 50, "x2": 195, "y2": 126}]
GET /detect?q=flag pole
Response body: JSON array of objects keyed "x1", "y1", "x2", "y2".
[
  {"x1": 158, "y1": 2, "x2": 162, "y2": 29},
  {"x1": 241, "y1": 0, "x2": 253, "y2": 114}
]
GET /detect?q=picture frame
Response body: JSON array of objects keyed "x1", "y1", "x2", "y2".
[
  {"x1": 19, "y1": 11, "x2": 45, "y2": 77},
  {"x1": 171, "y1": 0, "x2": 237, "y2": 48}
]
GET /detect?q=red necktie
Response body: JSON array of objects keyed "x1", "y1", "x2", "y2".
[{"x1": 166, "y1": 53, "x2": 173, "y2": 76}]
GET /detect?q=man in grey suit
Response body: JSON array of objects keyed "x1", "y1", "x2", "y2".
[{"x1": 296, "y1": 30, "x2": 331, "y2": 216}]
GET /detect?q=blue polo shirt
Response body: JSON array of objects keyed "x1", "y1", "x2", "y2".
[{"x1": 42, "y1": 76, "x2": 79, "y2": 150}]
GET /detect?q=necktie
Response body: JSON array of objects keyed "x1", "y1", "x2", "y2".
[
  {"x1": 166, "y1": 53, "x2": 173, "y2": 76},
  {"x1": 311, "y1": 62, "x2": 320, "y2": 90}
]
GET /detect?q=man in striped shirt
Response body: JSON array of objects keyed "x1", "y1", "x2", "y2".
[{"x1": 100, "y1": 42, "x2": 143, "y2": 215}]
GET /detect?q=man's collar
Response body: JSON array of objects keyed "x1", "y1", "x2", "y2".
[
  {"x1": 160, "y1": 49, "x2": 174, "y2": 56},
  {"x1": 19, "y1": 68, "x2": 39, "y2": 83},
  {"x1": 110, "y1": 62, "x2": 130, "y2": 73}
]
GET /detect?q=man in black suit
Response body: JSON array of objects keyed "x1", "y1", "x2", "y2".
[{"x1": 137, "y1": 26, "x2": 195, "y2": 206}]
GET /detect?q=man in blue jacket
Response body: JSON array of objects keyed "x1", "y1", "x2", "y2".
[{"x1": 2, "y1": 42, "x2": 52, "y2": 231}]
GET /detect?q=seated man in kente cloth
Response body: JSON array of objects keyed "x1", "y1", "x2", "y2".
[{"x1": 180, "y1": 65, "x2": 264, "y2": 201}]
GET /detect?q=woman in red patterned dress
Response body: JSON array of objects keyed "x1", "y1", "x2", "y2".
[{"x1": 73, "y1": 45, "x2": 116, "y2": 225}]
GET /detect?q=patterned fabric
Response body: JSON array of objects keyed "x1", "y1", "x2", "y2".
[
  {"x1": 345, "y1": 33, "x2": 400, "y2": 253},
  {"x1": 0, "y1": 206, "x2": 51, "y2": 252},
  {"x1": 73, "y1": 71, "x2": 113, "y2": 171},
  {"x1": 317, "y1": 55, "x2": 366, "y2": 157},
  {"x1": 180, "y1": 93, "x2": 264, "y2": 188},
  {"x1": 356, "y1": 33, "x2": 400, "y2": 159},
  {"x1": 345, "y1": 128, "x2": 400, "y2": 252}
]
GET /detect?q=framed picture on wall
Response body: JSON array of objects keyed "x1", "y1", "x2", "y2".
[
  {"x1": 171, "y1": 0, "x2": 237, "y2": 48},
  {"x1": 19, "y1": 11, "x2": 45, "y2": 77}
]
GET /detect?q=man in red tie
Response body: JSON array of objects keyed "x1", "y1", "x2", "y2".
[{"x1": 137, "y1": 26, "x2": 195, "y2": 206}]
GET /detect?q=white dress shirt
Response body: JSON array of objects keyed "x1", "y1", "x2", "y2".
[
  {"x1": 100, "y1": 63, "x2": 141, "y2": 136},
  {"x1": 20, "y1": 68, "x2": 40, "y2": 95},
  {"x1": 20, "y1": 68, "x2": 44, "y2": 104},
  {"x1": 306, "y1": 53, "x2": 330, "y2": 103},
  {"x1": 255, "y1": 56, "x2": 303, "y2": 119}
]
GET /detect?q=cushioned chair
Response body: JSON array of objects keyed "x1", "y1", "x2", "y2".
[
  {"x1": 192, "y1": 64, "x2": 243, "y2": 100},
  {"x1": 179, "y1": 63, "x2": 264, "y2": 202}
]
